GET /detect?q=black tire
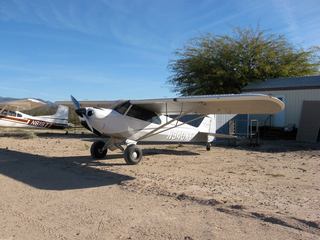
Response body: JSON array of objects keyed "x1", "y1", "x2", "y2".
[
  {"x1": 124, "y1": 145, "x2": 142, "y2": 165},
  {"x1": 206, "y1": 143, "x2": 211, "y2": 151},
  {"x1": 90, "y1": 141, "x2": 108, "y2": 159}
]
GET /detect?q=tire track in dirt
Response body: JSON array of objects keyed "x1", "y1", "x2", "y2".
[
  {"x1": 119, "y1": 176, "x2": 320, "y2": 237},
  {"x1": 0, "y1": 202, "x2": 68, "y2": 240}
]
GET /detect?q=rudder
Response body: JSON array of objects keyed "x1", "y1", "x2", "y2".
[
  {"x1": 52, "y1": 105, "x2": 69, "y2": 120},
  {"x1": 198, "y1": 114, "x2": 216, "y2": 134}
]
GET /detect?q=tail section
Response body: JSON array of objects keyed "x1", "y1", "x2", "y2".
[
  {"x1": 39, "y1": 105, "x2": 69, "y2": 129},
  {"x1": 198, "y1": 114, "x2": 216, "y2": 134},
  {"x1": 51, "y1": 105, "x2": 69, "y2": 120},
  {"x1": 198, "y1": 114, "x2": 237, "y2": 142},
  {"x1": 198, "y1": 115, "x2": 216, "y2": 142}
]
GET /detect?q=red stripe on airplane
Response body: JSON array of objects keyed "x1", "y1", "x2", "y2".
[
  {"x1": 0, "y1": 115, "x2": 29, "y2": 123},
  {"x1": 0, "y1": 115, "x2": 55, "y2": 128}
]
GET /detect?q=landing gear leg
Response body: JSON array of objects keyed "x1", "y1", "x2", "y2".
[
  {"x1": 90, "y1": 140, "x2": 108, "y2": 159},
  {"x1": 124, "y1": 145, "x2": 143, "y2": 165},
  {"x1": 206, "y1": 142, "x2": 211, "y2": 151}
]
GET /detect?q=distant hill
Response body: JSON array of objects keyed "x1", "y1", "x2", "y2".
[
  {"x1": 0, "y1": 96, "x2": 53, "y2": 104},
  {"x1": 0, "y1": 97, "x2": 19, "y2": 102},
  {"x1": 0, "y1": 96, "x2": 56, "y2": 115}
]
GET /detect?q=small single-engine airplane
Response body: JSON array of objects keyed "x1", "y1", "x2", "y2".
[
  {"x1": 0, "y1": 98, "x2": 69, "y2": 129},
  {"x1": 62, "y1": 94, "x2": 284, "y2": 165}
]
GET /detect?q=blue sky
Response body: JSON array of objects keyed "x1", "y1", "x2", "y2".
[{"x1": 0, "y1": 0, "x2": 319, "y2": 101}]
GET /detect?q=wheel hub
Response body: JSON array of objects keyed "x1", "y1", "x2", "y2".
[{"x1": 132, "y1": 151, "x2": 138, "y2": 159}]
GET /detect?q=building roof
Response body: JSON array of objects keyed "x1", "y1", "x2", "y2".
[{"x1": 242, "y1": 75, "x2": 320, "y2": 92}]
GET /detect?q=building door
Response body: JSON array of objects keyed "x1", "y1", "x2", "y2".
[
  {"x1": 272, "y1": 96, "x2": 285, "y2": 127},
  {"x1": 297, "y1": 101, "x2": 320, "y2": 142}
]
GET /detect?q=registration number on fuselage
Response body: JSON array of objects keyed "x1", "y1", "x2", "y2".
[
  {"x1": 166, "y1": 130, "x2": 194, "y2": 141},
  {"x1": 28, "y1": 120, "x2": 52, "y2": 128}
]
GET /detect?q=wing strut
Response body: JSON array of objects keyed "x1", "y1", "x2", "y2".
[
  {"x1": 137, "y1": 114, "x2": 186, "y2": 141},
  {"x1": 0, "y1": 105, "x2": 8, "y2": 114}
]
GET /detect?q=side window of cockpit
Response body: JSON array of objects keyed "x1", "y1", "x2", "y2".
[
  {"x1": 8, "y1": 111, "x2": 16, "y2": 116},
  {"x1": 150, "y1": 115, "x2": 161, "y2": 124},
  {"x1": 127, "y1": 105, "x2": 161, "y2": 124},
  {"x1": 114, "y1": 101, "x2": 131, "y2": 115},
  {"x1": 17, "y1": 113, "x2": 22, "y2": 118}
]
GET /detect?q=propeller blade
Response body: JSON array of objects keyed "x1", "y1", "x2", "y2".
[
  {"x1": 71, "y1": 95, "x2": 81, "y2": 109},
  {"x1": 84, "y1": 115, "x2": 93, "y2": 132},
  {"x1": 71, "y1": 95, "x2": 93, "y2": 132}
]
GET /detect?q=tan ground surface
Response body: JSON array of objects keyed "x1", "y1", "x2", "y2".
[{"x1": 0, "y1": 132, "x2": 319, "y2": 240}]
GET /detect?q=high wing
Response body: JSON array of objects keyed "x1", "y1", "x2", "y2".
[
  {"x1": 56, "y1": 100, "x2": 122, "y2": 109},
  {"x1": 0, "y1": 98, "x2": 46, "y2": 111},
  {"x1": 132, "y1": 94, "x2": 284, "y2": 142},
  {"x1": 130, "y1": 94, "x2": 284, "y2": 114},
  {"x1": 58, "y1": 94, "x2": 284, "y2": 115}
]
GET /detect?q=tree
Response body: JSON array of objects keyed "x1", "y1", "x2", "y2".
[{"x1": 168, "y1": 28, "x2": 320, "y2": 95}]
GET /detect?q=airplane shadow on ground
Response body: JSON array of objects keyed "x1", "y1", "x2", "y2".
[
  {"x1": 104, "y1": 148, "x2": 200, "y2": 163},
  {"x1": 92, "y1": 148, "x2": 200, "y2": 163},
  {"x1": 214, "y1": 140, "x2": 320, "y2": 153},
  {"x1": 143, "y1": 148, "x2": 200, "y2": 156},
  {"x1": 0, "y1": 148, "x2": 199, "y2": 191},
  {"x1": 0, "y1": 149, "x2": 134, "y2": 191}
]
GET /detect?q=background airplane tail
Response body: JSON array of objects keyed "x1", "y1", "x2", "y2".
[
  {"x1": 51, "y1": 105, "x2": 69, "y2": 120},
  {"x1": 36, "y1": 105, "x2": 69, "y2": 129},
  {"x1": 40, "y1": 105, "x2": 69, "y2": 122}
]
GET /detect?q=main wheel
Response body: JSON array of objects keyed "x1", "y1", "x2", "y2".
[
  {"x1": 124, "y1": 145, "x2": 142, "y2": 165},
  {"x1": 90, "y1": 141, "x2": 108, "y2": 159}
]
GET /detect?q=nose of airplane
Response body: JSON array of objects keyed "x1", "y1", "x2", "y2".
[
  {"x1": 75, "y1": 108, "x2": 86, "y2": 117},
  {"x1": 76, "y1": 107, "x2": 111, "y2": 118}
]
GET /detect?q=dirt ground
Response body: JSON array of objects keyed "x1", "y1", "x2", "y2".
[{"x1": 0, "y1": 131, "x2": 319, "y2": 240}]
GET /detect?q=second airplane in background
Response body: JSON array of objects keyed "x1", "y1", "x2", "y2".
[{"x1": 0, "y1": 98, "x2": 69, "y2": 129}]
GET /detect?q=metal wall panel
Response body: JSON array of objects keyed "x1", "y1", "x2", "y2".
[{"x1": 248, "y1": 89, "x2": 320, "y2": 127}]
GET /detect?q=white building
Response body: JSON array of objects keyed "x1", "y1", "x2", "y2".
[
  {"x1": 241, "y1": 75, "x2": 320, "y2": 142},
  {"x1": 242, "y1": 75, "x2": 320, "y2": 128}
]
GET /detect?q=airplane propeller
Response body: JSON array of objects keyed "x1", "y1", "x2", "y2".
[{"x1": 70, "y1": 95, "x2": 93, "y2": 132}]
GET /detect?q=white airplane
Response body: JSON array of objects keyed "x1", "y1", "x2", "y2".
[
  {"x1": 0, "y1": 98, "x2": 69, "y2": 129},
  {"x1": 62, "y1": 94, "x2": 284, "y2": 165}
]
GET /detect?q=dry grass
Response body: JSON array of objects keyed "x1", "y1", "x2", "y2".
[{"x1": 0, "y1": 128, "x2": 37, "y2": 139}]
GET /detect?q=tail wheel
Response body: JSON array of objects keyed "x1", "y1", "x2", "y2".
[
  {"x1": 206, "y1": 143, "x2": 211, "y2": 151},
  {"x1": 124, "y1": 145, "x2": 142, "y2": 165},
  {"x1": 90, "y1": 141, "x2": 108, "y2": 159}
]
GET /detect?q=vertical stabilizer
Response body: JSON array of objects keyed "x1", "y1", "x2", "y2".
[
  {"x1": 198, "y1": 114, "x2": 216, "y2": 134},
  {"x1": 198, "y1": 115, "x2": 216, "y2": 142},
  {"x1": 35, "y1": 105, "x2": 69, "y2": 129},
  {"x1": 51, "y1": 105, "x2": 69, "y2": 120}
]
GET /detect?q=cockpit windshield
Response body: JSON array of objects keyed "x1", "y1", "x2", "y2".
[
  {"x1": 113, "y1": 101, "x2": 131, "y2": 115},
  {"x1": 113, "y1": 101, "x2": 161, "y2": 124}
]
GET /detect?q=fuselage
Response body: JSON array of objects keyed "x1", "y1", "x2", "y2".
[{"x1": 81, "y1": 107, "x2": 213, "y2": 143}]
